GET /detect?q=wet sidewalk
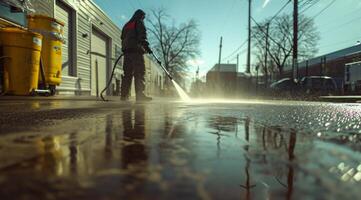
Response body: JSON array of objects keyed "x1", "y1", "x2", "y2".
[
  {"x1": 319, "y1": 95, "x2": 361, "y2": 103},
  {"x1": 0, "y1": 99, "x2": 360, "y2": 199}
]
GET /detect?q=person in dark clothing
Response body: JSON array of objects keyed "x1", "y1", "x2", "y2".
[{"x1": 120, "y1": 9, "x2": 153, "y2": 101}]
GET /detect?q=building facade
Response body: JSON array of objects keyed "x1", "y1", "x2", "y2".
[
  {"x1": 0, "y1": 0, "x2": 164, "y2": 96},
  {"x1": 206, "y1": 64, "x2": 239, "y2": 97},
  {"x1": 282, "y1": 45, "x2": 361, "y2": 94}
]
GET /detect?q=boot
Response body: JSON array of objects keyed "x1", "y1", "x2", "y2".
[
  {"x1": 136, "y1": 94, "x2": 152, "y2": 102},
  {"x1": 120, "y1": 96, "x2": 129, "y2": 101}
]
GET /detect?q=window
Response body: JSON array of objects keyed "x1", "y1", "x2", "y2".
[
  {"x1": 0, "y1": 2, "x2": 26, "y2": 26},
  {"x1": 346, "y1": 66, "x2": 350, "y2": 82}
]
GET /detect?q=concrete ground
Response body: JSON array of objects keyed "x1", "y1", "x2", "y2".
[
  {"x1": 319, "y1": 95, "x2": 361, "y2": 103},
  {"x1": 0, "y1": 97, "x2": 360, "y2": 199}
]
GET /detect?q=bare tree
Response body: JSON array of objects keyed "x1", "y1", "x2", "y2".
[
  {"x1": 252, "y1": 14, "x2": 319, "y2": 79},
  {"x1": 146, "y1": 8, "x2": 200, "y2": 88}
]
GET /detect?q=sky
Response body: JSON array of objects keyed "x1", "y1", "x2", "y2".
[{"x1": 94, "y1": 0, "x2": 361, "y2": 78}]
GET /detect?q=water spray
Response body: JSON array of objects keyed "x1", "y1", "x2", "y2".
[
  {"x1": 151, "y1": 52, "x2": 191, "y2": 101},
  {"x1": 98, "y1": 50, "x2": 190, "y2": 102}
]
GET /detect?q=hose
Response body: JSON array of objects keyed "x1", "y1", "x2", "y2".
[
  {"x1": 100, "y1": 53, "x2": 124, "y2": 101},
  {"x1": 39, "y1": 57, "x2": 47, "y2": 88},
  {"x1": 99, "y1": 52, "x2": 171, "y2": 102}
]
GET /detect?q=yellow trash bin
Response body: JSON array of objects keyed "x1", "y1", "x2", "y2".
[
  {"x1": 0, "y1": 35, "x2": 3, "y2": 94},
  {"x1": 0, "y1": 28, "x2": 42, "y2": 96},
  {"x1": 27, "y1": 15, "x2": 64, "y2": 94}
]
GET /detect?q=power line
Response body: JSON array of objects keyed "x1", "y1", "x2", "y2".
[
  {"x1": 299, "y1": 0, "x2": 313, "y2": 9},
  {"x1": 251, "y1": 16, "x2": 291, "y2": 53},
  {"x1": 297, "y1": 0, "x2": 337, "y2": 40},
  {"x1": 311, "y1": 0, "x2": 337, "y2": 19},
  {"x1": 319, "y1": 15, "x2": 361, "y2": 34},
  {"x1": 250, "y1": 0, "x2": 335, "y2": 59},
  {"x1": 321, "y1": 6, "x2": 361, "y2": 26},
  {"x1": 223, "y1": 0, "x2": 291, "y2": 70},
  {"x1": 302, "y1": 0, "x2": 361, "y2": 47},
  {"x1": 222, "y1": 39, "x2": 248, "y2": 62},
  {"x1": 269, "y1": 0, "x2": 292, "y2": 22},
  {"x1": 226, "y1": 0, "x2": 337, "y2": 72},
  {"x1": 227, "y1": 49, "x2": 247, "y2": 63},
  {"x1": 298, "y1": 0, "x2": 359, "y2": 60},
  {"x1": 300, "y1": 0, "x2": 321, "y2": 14},
  {"x1": 318, "y1": 36, "x2": 361, "y2": 49},
  {"x1": 248, "y1": 0, "x2": 292, "y2": 52}
]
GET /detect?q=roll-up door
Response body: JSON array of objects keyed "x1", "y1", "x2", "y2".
[
  {"x1": 55, "y1": 1, "x2": 72, "y2": 76},
  {"x1": 91, "y1": 29, "x2": 108, "y2": 96}
]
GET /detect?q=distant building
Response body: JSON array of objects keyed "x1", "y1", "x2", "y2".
[
  {"x1": 206, "y1": 64, "x2": 251, "y2": 97},
  {"x1": 190, "y1": 79, "x2": 206, "y2": 98},
  {"x1": 283, "y1": 44, "x2": 361, "y2": 94},
  {"x1": 237, "y1": 72, "x2": 251, "y2": 94},
  {"x1": 206, "y1": 64, "x2": 237, "y2": 97}
]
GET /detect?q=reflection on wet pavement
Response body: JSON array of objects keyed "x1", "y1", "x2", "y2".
[{"x1": 0, "y1": 100, "x2": 360, "y2": 199}]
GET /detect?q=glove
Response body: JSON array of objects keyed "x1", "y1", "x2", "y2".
[
  {"x1": 144, "y1": 45, "x2": 153, "y2": 54},
  {"x1": 141, "y1": 41, "x2": 152, "y2": 54}
]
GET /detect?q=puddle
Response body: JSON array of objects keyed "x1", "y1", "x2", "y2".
[{"x1": 0, "y1": 102, "x2": 360, "y2": 199}]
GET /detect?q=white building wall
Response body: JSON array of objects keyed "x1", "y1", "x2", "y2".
[
  {"x1": 32, "y1": 0, "x2": 122, "y2": 95},
  {"x1": 32, "y1": 0, "x2": 54, "y2": 17},
  {"x1": 1, "y1": 0, "x2": 164, "y2": 96}
]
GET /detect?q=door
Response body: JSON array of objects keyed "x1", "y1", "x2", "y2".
[
  {"x1": 91, "y1": 29, "x2": 108, "y2": 96},
  {"x1": 55, "y1": 0, "x2": 73, "y2": 76}
]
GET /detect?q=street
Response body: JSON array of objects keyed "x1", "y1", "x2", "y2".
[{"x1": 0, "y1": 98, "x2": 360, "y2": 199}]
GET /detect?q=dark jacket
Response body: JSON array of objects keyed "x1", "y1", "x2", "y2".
[{"x1": 121, "y1": 10, "x2": 149, "y2": 54}]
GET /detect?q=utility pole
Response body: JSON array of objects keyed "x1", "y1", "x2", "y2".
[
  {"x1": 246, "y1": 0, "x2": 252, "y2": 74},
  {"x1": 236, "y1": 54, "x2": 239, "y2": 72},
  {"x1": 217, "y1": 36, "x2": 223, "y2": 95},
  {"x1": 256, "y1": 65, "x2": 259, "y2": 94},
  {"x1": 196, "y1": 66, "x2": 199, "y2": 80},
  {"x1": 264, "y1": 22, "x2": 270, "y2": 87},
  {"x1": 293, "y1": 0, "x2": 298, "y2": 80},
  {"x1": 218, "y1": 36, "x2": 223, "y2": 71}
]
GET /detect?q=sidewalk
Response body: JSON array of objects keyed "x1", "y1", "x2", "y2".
[
  {"x1": 0, "y1": 95, "x2": 179, "y2": 103},
  {"x1": 0, "y1": 96, "x2": 360, "y2": 199},
  {"x1": 0, "y1": 95, "x2": 115, "y2": 101},
  {"x1": 319, "y1": 95, "x2": 361, "y2": 103},
  {"x1": 2, "y1": 94, "x2": 361, "y2": 103}
]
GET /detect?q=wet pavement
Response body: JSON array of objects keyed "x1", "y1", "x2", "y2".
[{"x1": 0, "y1": 98, "x2": 360, "y2": 200}]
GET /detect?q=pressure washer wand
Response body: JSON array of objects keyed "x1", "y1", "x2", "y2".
[{"x1": 151, "y1": 52, "x2": 173, "y2": 80}]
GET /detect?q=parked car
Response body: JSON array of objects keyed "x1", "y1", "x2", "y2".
[
  {"x1": 269, "y1": 78, "x2": 300, "y2": 98},
  {"x1": 299, "y1": 76, "x2": 338, "y2": 96}
]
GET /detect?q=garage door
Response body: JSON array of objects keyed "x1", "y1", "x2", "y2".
[
  {"x1": 91, "y1": 29, "x2": 108, "y2": 96},
  {"x1": 55, "y1": 1, "x2": 72, "y2": 76}
]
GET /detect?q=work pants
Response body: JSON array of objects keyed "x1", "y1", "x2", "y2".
[{"x1": 121, "y1": 53, "x2": 145, "y2": 98}]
